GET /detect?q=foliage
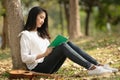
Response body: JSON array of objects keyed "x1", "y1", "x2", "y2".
[
  {"x1": 95, "y1": 0, "x2": 120, "y2": 29},
  {"x1": 0, "y1": 0, "x2": 4, "y2": 16},
  {"x1": 80, "y1": 0, "x2": 120, "y2": 32}
]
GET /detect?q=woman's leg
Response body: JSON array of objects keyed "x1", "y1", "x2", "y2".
[
  {"x1": 63, "y1": 42, "x2": 112, "y2": 75},
  {"x1": 31, "y1": 45, "x2": 66, "y2": 74},
  {"x1": 32, "y1": 43, "x2": 92, "y2": 73},
  {"x1": 61, "y1": 43, "x2": 92, "y2": 69},
  {"x1": 67, "y1": 41, "x2": 99, "y2": 65}
]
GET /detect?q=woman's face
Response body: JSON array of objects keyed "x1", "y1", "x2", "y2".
[{"x1": 36, "y1": 12, "x2": 46, "y2": 28}]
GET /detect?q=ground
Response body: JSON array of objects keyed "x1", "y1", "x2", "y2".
[{"x1": 0, "y1": 33, "x2": 120, "y2": 80}]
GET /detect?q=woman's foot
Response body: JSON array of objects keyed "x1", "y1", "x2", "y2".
[
  {"x1": 102, "y1": 64, "x2": 118, "y2": 72},
  {"x1": 88, "y1": 66, "x2": 112, "y2": 76}
]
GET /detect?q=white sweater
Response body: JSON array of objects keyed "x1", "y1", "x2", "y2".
[{"x1": 19, "y1": 30, "x2": 50, "y2": 70}]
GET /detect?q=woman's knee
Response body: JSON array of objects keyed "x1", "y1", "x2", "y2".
[{"x1": 56, "y1": 42, "x2": 67, "y2": 49}]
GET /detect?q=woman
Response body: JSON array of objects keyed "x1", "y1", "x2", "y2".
[{"x1": 19, "y1": 6, "x2": 118, "y2": 76}]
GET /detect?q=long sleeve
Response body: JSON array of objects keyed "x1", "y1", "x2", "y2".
[
  {"x1": 20, "y1": 32, "x2": 37, "y2": 64},
  {"x1": 19, "y1": 30, "x2": 50, "y2": 70}
]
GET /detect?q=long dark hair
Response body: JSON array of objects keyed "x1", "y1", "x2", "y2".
[{"x1": 24, "y1": 6, "x2": 50, "y2": 39}]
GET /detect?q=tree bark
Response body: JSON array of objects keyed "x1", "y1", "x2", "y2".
[
  {"x1": 64, "y1": 3, "x2": 70, "y2": 35},
  {"x1": 1, "y1": 0, "x2": 9, "y2": 49},
  {"x1": 1, "y1": 14, "x2": 9, "y2": 49},
  {"x1": 69, "y1": 0, "x2": 82, "y2": 39},
  {"x1": 5, "y1": 0, "x2": 26, "y2": 69},
  {"x1": 85, "y1": 7, "x2": 91, "y2": 36}
]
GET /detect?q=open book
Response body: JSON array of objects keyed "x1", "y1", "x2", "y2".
[{"x1": 48, "y1": 35, "x2": 68, "y2": 47}]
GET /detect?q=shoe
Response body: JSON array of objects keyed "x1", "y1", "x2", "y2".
[
  {"x1": 88, "y1": 66, "x2": 112, "y2": 76},
  {"x1": 103, "y1": 64, "x2": 118, "y2": 72}
]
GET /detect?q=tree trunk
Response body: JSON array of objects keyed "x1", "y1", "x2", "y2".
[
  {"x1": 59, "y1": 3, "x2": 64, "y2": 35},
  {"x1": 5, "y1": 0, "x2": 26, "y2": 69},
  {"x1": 1, "y1": 14, "x2": 9, "y2": 49},
  {"x1": 69, "y1": 0, "x2": 82, "y2": 39},
  {"x1": 85, "y1": 8, "x2": 91, "y2": 36},
  {"x1": 64, "y1": 3, "x2": 70, "y2": 35},
  {"x1": 1, "y1": 0, "x2": 9, "y2": 49}
]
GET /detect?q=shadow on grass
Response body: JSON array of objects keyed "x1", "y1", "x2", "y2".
[{"x1": 0, "y1": 49, "x2": 11, "y2": 60}]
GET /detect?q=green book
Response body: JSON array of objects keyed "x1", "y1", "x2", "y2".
[{"x1": 48, "y1": 35, "x2": 68, "y2": 47}]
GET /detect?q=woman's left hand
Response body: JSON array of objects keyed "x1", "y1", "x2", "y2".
[
  {"x1": 36, "y1": 47, "x2": 53, "y2": 60},
  {"x1": 44, "y1": 47, "x2": 53, "y2": 56}
]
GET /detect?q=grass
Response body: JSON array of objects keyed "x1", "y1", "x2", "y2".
[
  {"x1": 0, "y1": 31, "x2": 120, "y2": 80},
  {"x1": 56, "y1": 32, "x2": 120, "y2": 79}
]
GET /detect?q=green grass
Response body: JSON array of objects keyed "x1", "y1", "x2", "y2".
[
  {"x1": 56, "y1": 32, "x2": 120, "y2": 79},
  {"x1": 0, "y1": 31, "x2": 120, "y2": 80},
  {"x1": 0, "y1": 49, "x2": 11, "y2": 60}
]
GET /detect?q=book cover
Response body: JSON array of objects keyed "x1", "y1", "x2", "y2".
[{"x1": 48, "y1": 35, "x2": 68, "y2": 47}]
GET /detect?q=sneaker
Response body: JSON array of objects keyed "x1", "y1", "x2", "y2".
[
  {"x1": 88, "y1": 66, "x2": 112, "y2": 76},
  {"x1": 103, "y1": 64, "x2": 118, "y2": 72}
]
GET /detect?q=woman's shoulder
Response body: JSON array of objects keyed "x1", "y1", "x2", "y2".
[
  {"x1": 21, "y1": 30, "x2": 30, "y2": 34},
  {"x1": 18, "y1": 30, "x2": 30, "y2": 37}
]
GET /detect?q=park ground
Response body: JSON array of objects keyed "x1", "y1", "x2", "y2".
[{"x1": 0, "y1": 32, "x2": 120, "y2": 80}]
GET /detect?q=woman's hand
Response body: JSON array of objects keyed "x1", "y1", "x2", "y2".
[
  {"x1": 44, "y1": 47, "x2": 53, "y2": 56},
  {"x1": 36, "y1": 47, "x2": 53, "y2": 60}
]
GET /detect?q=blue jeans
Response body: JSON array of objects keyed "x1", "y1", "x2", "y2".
[{"x1": 31, "y1": 41, "x2": 99, "y2": 73}]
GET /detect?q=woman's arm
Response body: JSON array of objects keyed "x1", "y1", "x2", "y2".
[
  {"x1": 20, "y1": 31, "x2": 53, "y2": 63},
  {"x1": 20, "y1": 33, "x2": 37, "y2": 64}
]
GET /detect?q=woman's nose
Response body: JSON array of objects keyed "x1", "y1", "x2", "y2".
[{"x1": 41, "y1": 19, "x2": 44, "y2": 23}]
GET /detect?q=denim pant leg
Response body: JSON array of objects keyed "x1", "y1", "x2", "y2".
[
  {"x1": 31, "y1": 45, "x2": 67, "y2": 74},
  {"x1": 32, "y1": 42, "x2": 92, "y2": 74},
  {"x1": 61, "y1": 43, "x2": 92, "y2": 69},
  {"x1": 67, "y1": 41, "x2": 99, "y2": 65}
]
